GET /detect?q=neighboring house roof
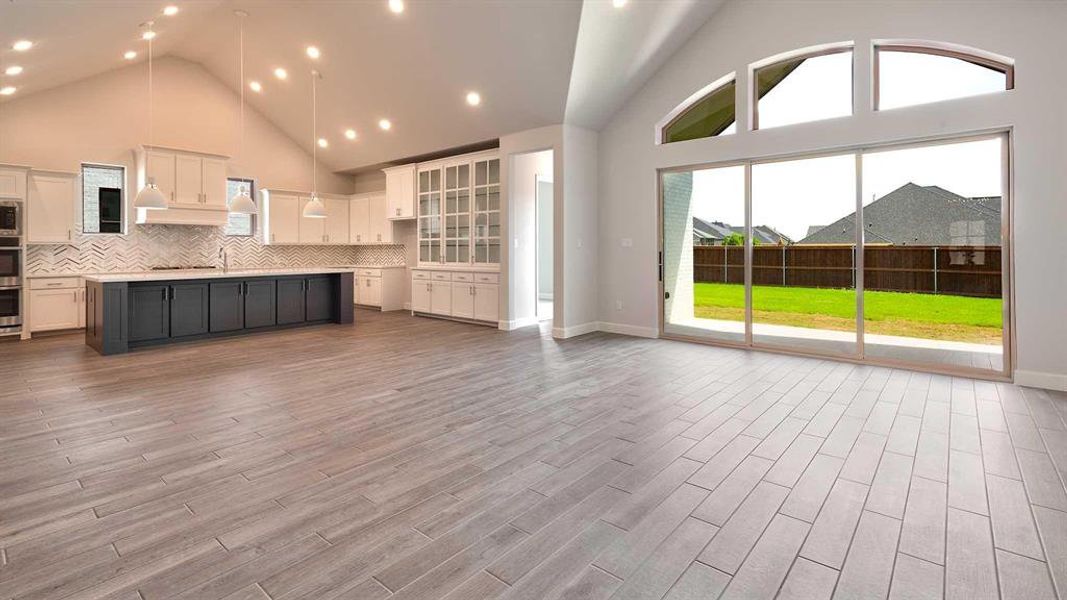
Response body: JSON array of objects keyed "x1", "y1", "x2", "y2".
[
  {"x1": 692, "y1": 217, "x2": 794, "y2": 245},
  {"x1": 796, "y1": 183, "x2": 1002, "y2": 245},
  {"x1": 806, "y1": 225, "x2": 825, "y2": 237}
]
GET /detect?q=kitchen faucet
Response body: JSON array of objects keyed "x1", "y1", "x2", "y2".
[{"x1": 218, "y1": 246, "x2": 229, "y2": 272}]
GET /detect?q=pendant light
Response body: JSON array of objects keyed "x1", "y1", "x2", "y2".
[
  {"x1": 228, "y1": 10, "x2": 256, "y2": 215},
  {"x1": 302, "y1": 69, "x2": 327, "y2": 218},
  {"x1": 134, "y1": 21, "x2": 168, "y2": 210}
]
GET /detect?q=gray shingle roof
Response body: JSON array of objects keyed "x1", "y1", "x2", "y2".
[
  {"x1": 693, "y1": 217, "x2": 793, "y2": 245},
  {"x1": 796, "y1": 183, "x2": 1001, "y2": 245}
]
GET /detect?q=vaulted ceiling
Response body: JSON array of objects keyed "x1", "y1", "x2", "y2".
[{"x1": 0, "y1": 0, "x2": 724, "y2": 173}]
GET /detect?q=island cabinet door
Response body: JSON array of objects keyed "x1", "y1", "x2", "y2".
[
  {"x1": 209, "y1": 281, "x2": 244, "y2": 333},
  {"x1": 305, "y1": 276, "x2": 334, "y2": 322},
  {"x1": 170, "y1": 283, "x2": 210, "y2": 338},
  {"x1": 129, "y1": 285, "x2": 170, "y2": 342},
  {"x1": 244, "y1": 279, "x2": 277, "y2": 329},
  {"x1": 276, "y1": 278, "x2": 307, "y2": 325}
]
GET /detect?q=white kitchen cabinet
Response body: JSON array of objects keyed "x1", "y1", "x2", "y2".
[
  {"x1": 474, "y1": 283, "x2": 499, "y2": 322},
  {"x1": 411, "y1": 279, "x2": 431, "y2": 312},
  {"x1": 368, "y1": 194, "x2": 392, "y2": 244},
  {"x1": 137, "y1": 146, "x2": 231, "y2": 225},
  {"x1": 451, "y1": 283, "x2": 475, "y2": 319},
  {"x1": 324, "y1": 198, "x2": 350, "y2": 244},
  {"x1": 410, "y1": 269, "x2": 498, "y2": 325},
  {"x1": 416, "y1": 150, "x2": 498, "y2": 267},
  {"x1": 384, "y1": 164, "x2": 416, "y2": 220},
  {"x1": 350, "y1": 195, "x2": 370, "y2": 244},
  {"x1": 0, "y1": 166, "x2": 28, "y2": 199},
  {"x1": 362, "y1": 276, "x2": 383, "y2": 307},
  {"x1": 174, "y1": 154, "x2": 203, "y2": 205},
  {"x1": 298, "y1": 198, "x2": 325, "y2": 244},
  {"x1": 264, "y1": 193, "x2": 300, "y2": 244},
  {"x1": 430, "y1": 281, "x2": 452, "y2": 316},
  {"x1": 353, "y1": 267, "x2": 406, "y2": 311},
  {"x1": 29, "y1": 277, "x2": 85, "y2": 332},
  {"x1": 201, "y1": 158, "x2": 228, "y2": 208},
  {"x1": 27, "y1": 171, "x2": 77, "y2": 243},
  {"x1": 145, "y1": 150, "x2": 176, "y2": 203}
]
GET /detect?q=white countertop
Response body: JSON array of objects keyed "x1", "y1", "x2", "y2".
[
  {"x1": 82, "y1": 267, "x2": 355, "y2": 283},
  {"x1": 412, "y1": 264, "x2": 500, "y2": 273},
  {"x1": 31, "y1": 264, "x2": 408, "y2": 280}
]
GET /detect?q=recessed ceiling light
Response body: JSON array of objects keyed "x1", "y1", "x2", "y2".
[
  {"x1": 378, "y1": 119, "x2": 392, "y2": 131},
  {"x1": 4, "y1": 66, "x2": 23, "y2": 76},
  {"x1": 317, "y1": 138, "x2": 329, "y2": 148},
  {"x1": 12, "y1": 40, "x2": 33, "y2": 52},
  {"x1": 306, "y1": 46, "x2": 320, "y2": 60},
  {"x1": 466, "y1": 91, "x2": 481, "y2": 106},
  {"x1": 162, "y1": 5, "x2": 179, "y2": 16},
  {"x1": 142, "y1": 30, "x2": 157, "y2": 41},
  {"x1": 612, "y1": 0, "x2": 627, "y2": 7},
  {"x1": 249, "y1": 80, "x2": 262, "y2": 93},
  {"x1": 0, "y1": 87, "x2": 16, "y2": 96},
  {"x1": 388, "y1": 0, "x2": 404, "y2": 14},
  {"x1": 123, "y1": 51, "x2": 137, "y2": 60},
  {"x1": 274, "y1": 67, "x2": 287, "y2": 80},
  {"x1": 344, "y1": 129, "x2": 357, "y2": 140}
]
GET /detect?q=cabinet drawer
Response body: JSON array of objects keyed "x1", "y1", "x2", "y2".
[
  {"x1": 412, "y1": 270, "x2": 431, "y2": 281},
  {"x1": 431, "y1": 272, "x2": 452, "y2": 281},
  {"x1": 359, "y1": 268, "x2": 382, "y2": 278},
  {"x1": 31, "y1": 277, "x2": 83, "y2": 290},
  {"x1": 474, "y1": 273, "x2": 500, "y2": 284},
  {"x1": 452, "y1": 272, "x2": 473, "y2": 282}
]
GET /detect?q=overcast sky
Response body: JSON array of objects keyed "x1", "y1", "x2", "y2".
[{"x1": 692, "y1": 51, "x2": 1005, "y2": 241}]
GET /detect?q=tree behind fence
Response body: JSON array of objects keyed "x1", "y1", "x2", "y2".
[{"x1": 692, "y1": 245, "x2": 1001, "y2": 298}]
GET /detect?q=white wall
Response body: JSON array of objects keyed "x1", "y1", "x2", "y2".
[
  {"x1": 561, "y1": 124, "x2": 600, "y2": 336},
  {"x1": 0, "y1": 56, "x2": 351, "y2": 195},
  {"x1": 509, "y1": 149, "x2": 554, "y2": 325},
  {"x1": 597, "y1": 0, "x2": 1067, "y2": 387},
  {"x1": 537, "y1": 178, "x2": 554, "y2": 299}
]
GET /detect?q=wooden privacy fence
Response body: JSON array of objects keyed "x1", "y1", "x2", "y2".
[{"x1": 693, "y1": 245, "x2": 1002, "y2": 297}]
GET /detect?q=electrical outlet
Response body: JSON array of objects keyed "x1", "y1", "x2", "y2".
[
  {"x1": 620, "y1": 238, "x2": 632, "y2": 248},
  {"x1": 615, "y1": 300, "x2": 623, "y2": 311}
]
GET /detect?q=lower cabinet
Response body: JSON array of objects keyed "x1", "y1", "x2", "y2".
[
  {"x1": 276, "y1": 278, "x2": 307, "y2": 325},
  {"x1": 306, "y1": 276, "x2": 334, "y2": 321},
  {"x1": 169, "y1": 283, "x2": 210, "y2": 338},
  {"x1": 209, "y1": 281, "x2": 244, "y2": 333},
  {"x1": 451, "y1": 283, "x2": 475, "y2": 319},
  {"x1": 129, "y1": 285, "x2": 170, "y2": 342},
  {"x1": 474, "y1": 283, "x2": 499, "y2": 322},
  {"x1": 411, "y1": 270, "x2": 498, "y2": 325},
  {"x1": 244, "y1": 279, "x2": 277, "y2": 329},
  {"x1": 29, "y1": 276, "x2": 86, "y2": 333}
]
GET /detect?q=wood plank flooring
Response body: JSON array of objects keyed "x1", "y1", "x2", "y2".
[{"x1": 2, "y1": 309, "x2": 1066, "y2": 599}]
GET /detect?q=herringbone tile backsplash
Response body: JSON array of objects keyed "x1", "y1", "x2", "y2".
[{"x1": 26, "y1": 225, "x2": 406, "y2": 274}]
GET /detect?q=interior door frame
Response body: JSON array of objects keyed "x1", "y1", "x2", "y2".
[
  {"x1": 657, "y1": 128, "x2": 1013, "y2": 381},
  {"x1": 534, "y1": 173, "x2": 553, "y2": 321}
]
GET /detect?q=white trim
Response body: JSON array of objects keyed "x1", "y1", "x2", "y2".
[
  {"x1": 597, "y1": 321, "x2": 659, "y2": 339},
  {"x1": 552, "y1": 322, "x2": 598, "y2": 339},
  {"x1": 500, "y1": 316, "x2": 539, "y2": 331},
  {"x1": 1014, "y1": 370, "x2": 1067, "y2": 392}
]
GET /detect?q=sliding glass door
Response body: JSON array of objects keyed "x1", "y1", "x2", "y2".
[
  {"x1": 751, "y1": 154, "x2": 858, "y2": 355},
  {"x1": 860, "y1": 137, "x2": 1006, "y2": 372},
  {"x1": 662, "y1": 165, "x2": 746, "y2": 343},
  {"x1": 660, "y1": 133, "x2": 1009, "y2": 377}
]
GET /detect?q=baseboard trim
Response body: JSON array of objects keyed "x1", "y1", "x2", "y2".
[
  {"x1": 1014, "y1": 369, "x2": 1067, "y2": 392},
  {"x1": 597, "y1": 321, "x2": 659, "y2": 339},
  {"x1": 552, "y1": 322, "x2": 598, "y2": 339},
  {"x1": 500, "y1": 316, "x2": 540, "y2": 331},
  {"x1": 403, "y1": 302, "x2": 411, "y2": 311}
]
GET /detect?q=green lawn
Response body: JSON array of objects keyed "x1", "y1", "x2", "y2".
[{"x1": 693, "y1": 283, "x2": 1002, "y2": 343}]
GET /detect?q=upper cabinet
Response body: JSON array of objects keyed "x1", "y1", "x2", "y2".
[
  {"x1": 383, "y1": 164, "x2": 416, "y2": 220},
  {"x1": 0, "y1": 165, "x2": 29, "y2": 200},
  {"x1": 349, "y1": 192, "x2": 393, "y2": 245},
  {"x1": 27, "y1": 171, "x2": 77, "y2": 244},
  {"x1": 417, "y1": 151, "x2": 499, "y2": 267},
  {"x1": 262, "y1": 191, "x2": 377, "y2": 246},
  {"x1": 135, "y1": 146, "x2": 230, "y2": 226}
]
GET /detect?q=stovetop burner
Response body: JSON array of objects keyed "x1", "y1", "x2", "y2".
[{"x1": 150, "y1": 266, "x2": 218, "y2": 271}]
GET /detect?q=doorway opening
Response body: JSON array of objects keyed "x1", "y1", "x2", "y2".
[{"x1": 509, "y1": 148, "x2": 554, "y2": 328}]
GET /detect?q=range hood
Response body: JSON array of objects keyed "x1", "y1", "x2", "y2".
[{"x1": 133, "y1": 145, "x2": 232, "y2": 227}]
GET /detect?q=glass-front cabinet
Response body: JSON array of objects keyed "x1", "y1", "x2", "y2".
[{"x1": 417, "y1": 152, "x2": 499, "y2": 267}]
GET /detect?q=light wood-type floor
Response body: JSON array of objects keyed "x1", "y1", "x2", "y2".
[{"x1": 2, "y1": 309, "x2": 1067, "y2": 600}]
